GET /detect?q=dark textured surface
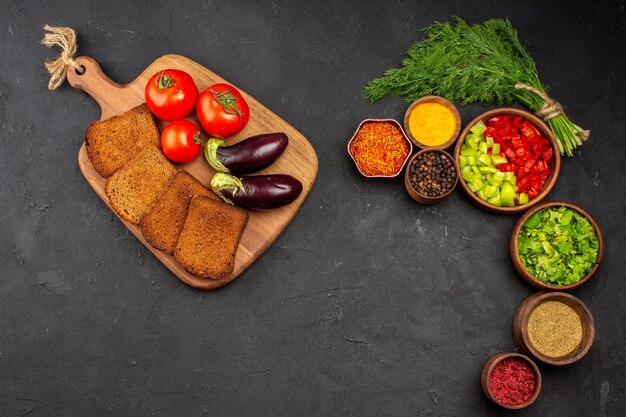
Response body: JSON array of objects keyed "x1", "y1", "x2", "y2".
[{"x1": 1, "y1": 0, "x2": 625, "y2": 415}]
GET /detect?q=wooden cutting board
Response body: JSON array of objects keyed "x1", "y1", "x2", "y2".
[{"x1": 67, "y1": 54, "x2": 318, "y2": 290}]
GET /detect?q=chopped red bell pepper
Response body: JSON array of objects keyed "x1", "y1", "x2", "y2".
[
  {"x1": 499, "y1": 163, "x2": 515, "y2": 172},
  {"x1": 489, "y1": 117, "x2": 505, "y2": 128},
  {"x1": 524, "y1": 159, "x2": 535, "y2": 172},
  {"x1": 517, "y1": 177, "x2": 530, "y2": 190},
  {"x1": 485, "y1": 126, "x2": 496, "y2": 138},
  {"x1": 542, "y1": 148, "x2": 553, "y2": 163},
  {"x1": 531, "y1": 140, "x2": 540, "y2": 153},
  {"x1": 524, "y1": 121, "x2": 541, "y2": 137},
  {"x1": 520, "y1": 125, "x2": 535, "y2": 139},
  {"x1": 488, "y1": 115, "x2": 553, "y2": 202},
  {"x1": 536, "y1": 160, "x2": 544, "y2": 171},
  {"x1": 512, "y1": 138, "x2": 524, "y2": 149},
  {"x1": 506, "y1": 148, "x2": 516, "y2": 159}
]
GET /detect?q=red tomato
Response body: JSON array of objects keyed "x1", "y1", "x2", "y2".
[
  {"x1": 160, "y1": 120, "x2": 202, "y2": 163},
  {"x1": 196, "y1": 83, "x2": 250, "y2": 138},
  {"x1": 145, "y1": 69, "x2": 198, "y2": 121}
]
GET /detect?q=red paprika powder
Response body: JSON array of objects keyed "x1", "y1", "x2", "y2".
[{"x1": 488, "y1": 357, "x2": 537, "y2": 406}]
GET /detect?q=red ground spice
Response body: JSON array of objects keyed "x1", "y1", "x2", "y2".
[{"x1": 489, "y1": 357, "x2": 536, "y2": 406}]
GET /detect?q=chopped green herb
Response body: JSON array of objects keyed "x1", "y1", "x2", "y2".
[{"x1": 518, "y1": 206, "x2": 599, "y2": 286}]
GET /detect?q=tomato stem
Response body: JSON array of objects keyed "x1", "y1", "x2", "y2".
[
  {"x1": 155, "y1": 71, "x2": 175, "y2": 91},
  {"x1": 192, "y1": 130, "x2": 201, "y2": 145},
  {"x1": 209, "y1": 86, "x2": 242, "y2": 122}
]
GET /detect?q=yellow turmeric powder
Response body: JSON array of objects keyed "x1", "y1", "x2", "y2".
[{"x1": 408, "y1": 102, "x2": 456, "y2": 146}]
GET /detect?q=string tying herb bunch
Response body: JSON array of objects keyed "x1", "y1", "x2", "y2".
[{"x1": 364, "y1": 17, "x2": 588, "y2": 157}]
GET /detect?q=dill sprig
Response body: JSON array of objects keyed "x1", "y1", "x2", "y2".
[{"x1": 363, "y1": 16, "x2": 588, "y2": 156}]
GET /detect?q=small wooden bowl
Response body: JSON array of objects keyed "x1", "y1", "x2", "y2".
[
  {"x1": 513, "y1": 291, "x2": 595, "y2": 366},
  {"x1": 453, "y1": 108, "x2": 561, "y2": 213},
  {"x1": 347, "y1": 119, "x2": 413, "y2": 178},
  {"x1": 404, "y1": 149, "x2": 458, "y2": 204},
  {"x1": 481, "y1": 352, "x2": 542, "y2": 409},
  {"x1": 510, "y1": 201, "x2": 604, "y2": 291},
  {"x1": 403, "y1": 96, "x2": 461, "y2": 150}
]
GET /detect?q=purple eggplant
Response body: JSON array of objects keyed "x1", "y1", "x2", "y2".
[
  {"x1": 204, "y1": 133, "x2": 288, "y2": 174},
  {"x1": 211, "y1": 172, "x2": 303, "y2": 210}
]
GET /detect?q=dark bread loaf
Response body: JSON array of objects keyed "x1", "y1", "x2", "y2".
[
  {"x1": 140, "y1": 171, "x2": 219, "y2": 254},
  {"x1": 105, "y1": 146, "x2": 176, "y2": 224},
  {"x1": 85, "y1": 104, "x2": 160, "y2": 178},
  {"x1": 174, "y1": 195, "x2": 249, "y2": 279}
]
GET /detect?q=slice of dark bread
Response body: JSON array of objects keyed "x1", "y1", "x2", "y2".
[
  {"x1": 140, "y1": 171, "x2": 219, "y2": 254},
  {"x1": 174, "y1": 195, "x2": 249, "y2": 279},
  {"x1": 85, "y1": 104, "x2": 160, "y2": 178},
  {"x1": 105, "y1": 147, "x2": 176, "y2": 224}
]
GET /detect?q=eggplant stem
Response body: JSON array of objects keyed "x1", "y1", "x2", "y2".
[
  {"x1": 210, "y1": 172, "x2": 246, "y2": 205},
  {"x1": 204, "y1": 138, "x2": 229, "y2": 173}
]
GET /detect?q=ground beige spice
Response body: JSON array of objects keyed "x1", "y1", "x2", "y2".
[{"x1": 527, "y1": 301, "x2": 583, "y2": 358}]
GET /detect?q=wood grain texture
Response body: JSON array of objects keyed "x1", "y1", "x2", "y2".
[{"x1": 67, "y1": 54, "x2": 318, "y2": 289}]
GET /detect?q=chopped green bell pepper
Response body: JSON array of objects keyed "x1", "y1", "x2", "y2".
[
  {"x1": 478, "y1": 154, "x2": 491, "y2": 166},
  {"x1": 461, "y1": 146, "x2": 476, "y2": 156},
  {"x1": 518, "y1": 193, "x2": 529, "y2": 205},
  {"x1": 501, "y1": 182, "x2": 516, "y2": 207},
  {"x1": 487, "y1": 194, "x2": 502, "y2": 206},
  {"x1": 479, "y1": 166, "x2": 497, "y2": 174},
  {"x1": 470, "y1": 120, "x2": 487, "y2": 135},
  {"x1": 491, "y1": 155, "x2": 508, "y2": 165}
]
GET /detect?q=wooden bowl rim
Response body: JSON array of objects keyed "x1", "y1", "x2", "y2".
[
  {"x1": 510, "y1": 201, "x2": 604, "y2": 291},
  {"x1": 403, "y1": 95, "x2": 461, "y2": 150},
  {"x1": 482, "y1": 352, "x2": 542, "y2": 409},
  {"x1": 347, "y1": 118, "x2": 413, "y2": 178},
  {"x1": 453, "y1": 108, "x2": 561, "y2": 214},
  {"x1": 515, "y1": 291, "x2": 595, "y2": 365},
  {"x1": 404, "y1": 148, "x2": 459, "y2": 202}
]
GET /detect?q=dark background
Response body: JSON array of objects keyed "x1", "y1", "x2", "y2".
[{"x1": 1, "y1": 0, "x2": 624, "y2": 416}]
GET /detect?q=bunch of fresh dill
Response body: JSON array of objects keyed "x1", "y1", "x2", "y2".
[{"x1": 363, "y1": 16, "x2": 588, "y2": 156}]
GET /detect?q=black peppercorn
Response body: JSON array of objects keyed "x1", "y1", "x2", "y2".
[{"x1": 409, "y1": 151, "x2": 457, "y2": 198}]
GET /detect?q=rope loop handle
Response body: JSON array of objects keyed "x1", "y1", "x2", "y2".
[{"x1": 42, "y1": 25, "x2": 84, "y2": 90}]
